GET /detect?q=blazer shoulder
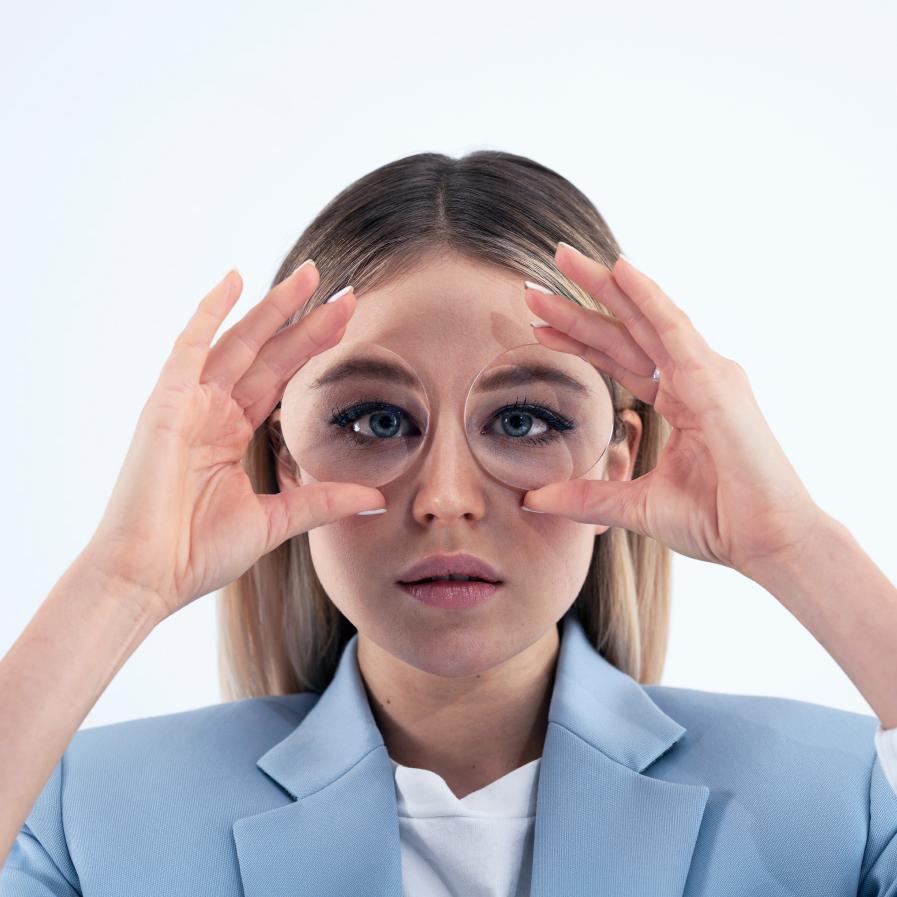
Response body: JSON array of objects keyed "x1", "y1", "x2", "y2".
[
  {"x1": 9, "y1": 692, "x2": 321, "y2": 894},
  {"x1": 67, "y1": 690, "x2": 320, "y2": 774},
  {"x1": 643, "y1": 682, "x2": 879, "y2": 765}
]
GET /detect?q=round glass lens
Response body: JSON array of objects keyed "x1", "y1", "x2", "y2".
[
  {"x1": 463, "y1": 342, "x2": 614, "y2": 490},
  {"x1": 279, "y1": 340, "x2": 614, "y2": 491},
  {"x1": 280, "y1": 341, "x2": 430, "y2": 489}
]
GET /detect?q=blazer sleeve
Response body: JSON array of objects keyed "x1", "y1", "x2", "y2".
[
  {"x1": 875, "y1": 726, "x2": 897, "y2": 798},
  {"x1": 0, "y1": 754, "x2": 81, "y2": 896},
  {"x1": 859, "y1": 735, "x2": 897, "y2": 896}
]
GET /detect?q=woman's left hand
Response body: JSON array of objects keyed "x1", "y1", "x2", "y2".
[{"x1": 521, "y1": 242, "x2": 828, "y2": 580}]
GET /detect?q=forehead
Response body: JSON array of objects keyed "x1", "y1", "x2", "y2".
[{"x1": 339, "y1": 254, "x2": 537, "y2": 373}]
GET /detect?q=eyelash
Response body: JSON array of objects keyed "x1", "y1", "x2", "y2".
[{"x1": 327, "y1": 394, "x2": 576, "y2": 448}]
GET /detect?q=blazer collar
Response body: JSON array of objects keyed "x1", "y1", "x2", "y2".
[{"x1": 233, "y1": 608, "x2": 709, "y2": 897}]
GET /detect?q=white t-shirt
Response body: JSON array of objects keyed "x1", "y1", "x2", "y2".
[
  {"x1": 389, "y1": 724, "x2": 897, "y2": 897},
  {"x1": 390, "y1": 754, "x2": 541, "y2": 897}
]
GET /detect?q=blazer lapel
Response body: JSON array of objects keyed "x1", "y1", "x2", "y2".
[
  {"x1": 232, "y1": 608, "x2": 708, "y2": 897},
  {"x1": 530, "y1": 610, "x2": 709, "y2": 897},
  {"x1": 232, "y1": 631, "x2": 404, "y2": 897}
]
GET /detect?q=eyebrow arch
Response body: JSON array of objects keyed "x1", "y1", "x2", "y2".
[
  {"x1": 476, "y1": 363, "x2": 590, "y2": 395},
  {"x1": 309, "y1": 358, "x2": 421, "y2": 391},
  {"x1": 309, "y1": 357, "x2": 590, "y2": 395}
]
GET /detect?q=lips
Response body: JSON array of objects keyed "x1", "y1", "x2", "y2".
[
  {"x1": 416, "y1": 576, "x2": 486, "y2": 583},
  {"x1": 397, "y1": 552, "x2": 503, "y2": 585}
]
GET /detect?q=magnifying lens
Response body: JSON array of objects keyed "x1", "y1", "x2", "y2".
[{"x1": 279, "y1": 340, "x2": 615, "y2": 492}]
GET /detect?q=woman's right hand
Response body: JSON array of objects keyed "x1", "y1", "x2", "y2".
[{"x1": 81, "y1": 260, "x2": 385, "y2": 623}]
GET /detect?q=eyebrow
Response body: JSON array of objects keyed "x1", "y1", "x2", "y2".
[
  {"x1": 309, "y1": 358, "x2": 590, "y2": 395},
  {"x1": 309, "y1": 359, "x2": 420, "y2": 391},
  {"x1": 476, "y1": 363, "x2": 590, "y2": 395}
]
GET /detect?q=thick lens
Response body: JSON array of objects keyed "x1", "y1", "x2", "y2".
[
  {"x1": 279, "y1": 342, "x2": 430, "y2": 489},
  {"x1": 279, "y1": 340, "x2": 613, "y2": 491},
  {"x1": 463, "y1": 342, "x2": 614, "y2": 491}
]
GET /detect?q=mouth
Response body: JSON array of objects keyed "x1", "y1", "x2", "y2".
[
  {"x1": 397, "y1": 577, "x2": 503, "y2": 609},
  {"x1": 398, "y1": 575, "x2": 501, "y2": 585},
  {"x1": 396, "y1": 552, "x2": 503, "y2": 585}
]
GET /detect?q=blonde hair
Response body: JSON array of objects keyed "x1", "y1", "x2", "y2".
[{"x1": 217, "y1": 150, "x2": 672, "y2": 700}]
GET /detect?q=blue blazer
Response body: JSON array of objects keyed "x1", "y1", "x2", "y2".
[{"x1": 3, "y1": 608, "x2": 896, "y2": 896}]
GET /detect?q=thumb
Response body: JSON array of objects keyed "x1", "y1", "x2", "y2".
[
  {"x1": 523, "y1": 478, "x2": 644, "y2": 533},
  {"x1": 259, "y1": 482, "x2": 387, "y2": 552}
]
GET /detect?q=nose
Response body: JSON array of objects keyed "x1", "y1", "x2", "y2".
[{"x1": 405, "y1": 409, "x2": 490, "y2": 525}]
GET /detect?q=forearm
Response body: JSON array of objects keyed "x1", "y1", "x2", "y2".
[
  {"x1": 0, "y1": 549, "x2": 161, "y2": 867},
  {"x1": 743, "y1": 511, "x2": 897, "y2": 729}
]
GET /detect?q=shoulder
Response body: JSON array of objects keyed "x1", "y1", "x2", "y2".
[
  {"x1": 632, "y1": 687, "x2": 897, "y2": 891},
  {"x1": 10, "y1": 693, "x2": 321, "y2": 892},
  {"x1": 67, "y1": 691, "x2": 320, "y2": 770},
  {"x1": 71, "y1": 690, "x2": 321, "y2": 747},
  {"x1": 645, "y1": 683, "x2": 878, "y2": 747},
  {"x1": 643, "y1": 683, "x2": 880, "y2": 784}
]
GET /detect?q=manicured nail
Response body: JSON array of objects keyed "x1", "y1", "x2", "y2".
[
  {"x1": 326, "y1": 285, "x2": 354, "y2": 304},
  {"x1": 292, "y1": 258, "x2": 316, "y2": 277},
  {"x1": 529, "y1": 318, "x2": 551, "y2": 329},
  {"x1": 356, "y1": 508, "x2": 387, "y2": 516},
  {"x1": 557, "y1": 240, "x2": 581, "y2": 256},
  {"x1": 522, "y1": 505, "x2": 547, "y2": 514},
  {"x1": 524, "y1": 280, "x2": 553, "y2": 295}
]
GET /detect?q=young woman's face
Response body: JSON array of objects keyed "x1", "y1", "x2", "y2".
[{"x1": 276, "y1": 251, "x2": 642, "y2": 679}]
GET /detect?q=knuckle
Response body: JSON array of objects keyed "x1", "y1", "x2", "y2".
[
  {"x1": 173, "y1": 330, "x2": 206, "y2": 354},
  {"x1": 619, "y1": 307, "x2": 645, "y2": 333},
  {"x1": 321, "y1": 485, "x2": 338, "y2": 521},
  {"x1": 680, "y1": 345, "x2": 715, "y2": 377},
  {"x1": 229, "y1": 327, "x2": 263, "y2": 358},
  {"x1": 717, "y1": 354, "x2": 748, "y2": 383},
  {"x1": 660, "y1": 306, "x2": 691, "y2": 336}
]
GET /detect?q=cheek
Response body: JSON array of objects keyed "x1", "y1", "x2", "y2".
[
  {"x1": 525, "y1": 518, "x2": 597, "y2": 592},
  {"x1": 307, "y1": 522, "x2": 382, "y2": 615}
]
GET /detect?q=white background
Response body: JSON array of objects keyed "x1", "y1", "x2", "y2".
[{"x1": 1, "y1": 0, "x2": 895, "y2": 730}]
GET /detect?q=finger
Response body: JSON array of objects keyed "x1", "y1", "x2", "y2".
[
  {"x1": 611, "y1": 255, "x2": 711, "y2": 362},
  {"x1": 550, "y1": 243, "x2": 670, "y2": 367},
  {"x1": 258, "y1": 481, "x2": 387, "y2": 552},
  {"x1": 529, "y1": 323, "x2": 660, "y2": 405},
  {"x1": 236, "y1": 292, "x2": 356, "y2": 431},
  {"x1": 241, "y1": 323, "x2": 347, "y2": 432},
  {"x1": 201, "y1": 259, "x2": 319, "y2": 391},
  {"x1": 159, "y1": 269, "x2": 242, "y2": 388},
  {"x1": 522, "y1": 476, "x2": 648, "y2": 535},
  {"x1": 525, "y1": 286, "x2": 656, "y2": 379}
]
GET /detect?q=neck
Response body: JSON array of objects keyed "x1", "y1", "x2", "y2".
[{"x1": 356, "y1": 623, "x2": 561, "y2": 800}]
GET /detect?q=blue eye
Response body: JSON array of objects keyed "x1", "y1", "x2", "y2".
[
  {"x1": 328, "y1": 398, "x2": 421, "y2": 447},
  {"x1": 486, "y1": 398, "x2": 576, "y2": 446},
  {"x1": 328, "y1": 395, "x2": 575, "y2": 448}
]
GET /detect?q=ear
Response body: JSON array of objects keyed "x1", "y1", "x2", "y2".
[
  {"x1": 593, "y1": 409, "x2": 643, "y2": 537},
  {"x1": 269, "y1": 407, "x2": 303, "y2": 491}
]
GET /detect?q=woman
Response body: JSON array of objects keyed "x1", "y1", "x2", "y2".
[{"x1": 2, "y1": 151, "x2": 896, "y2": 896}]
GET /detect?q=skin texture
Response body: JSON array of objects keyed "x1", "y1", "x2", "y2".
[{"x1": 273, "y1": 249, "x2": 642, "y2": 799}]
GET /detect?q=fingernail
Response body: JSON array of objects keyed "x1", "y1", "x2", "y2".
[
  {"x1": 292, "y1": 258, "x2": 316, "y2": 276},
  {"x1": 524, "y1": 280, "x2": 553, "y2": 295},
  {"x1": 529, "y1": 318, "x2": 551, "y2": 329},
  {"x1": 326, "y1": 285, "x2": 354, "y2": 304},
  {"x1": 356, "y1": 508, "x2": 387, "y2": 516},
  {"x1": 522, "y1": 505, "x2": 548, "y2": 514},
  {"x1": 557, "y1": 240, "x2": 581, "y2": 256}
]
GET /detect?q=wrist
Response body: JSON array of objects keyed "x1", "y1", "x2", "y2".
[
  {"x1": 739, "y1": 508, "x2": 846, "y2": 598},
  {"x1": 67, "y1": 545, "x2": 168, "y2": 630}
]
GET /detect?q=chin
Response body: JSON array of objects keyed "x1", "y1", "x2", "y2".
[{"x1": 380, "y1": 611, "x2": 534, "y2": 679}]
